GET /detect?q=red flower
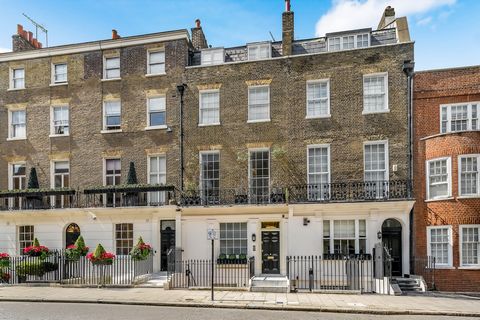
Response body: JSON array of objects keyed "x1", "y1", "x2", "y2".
[
  {"x1": 66, "y1": 245, "x2": 76, "y2": 250},
  {"x1": 0, "y1": 253, "x2": 9, "y2": 259}
]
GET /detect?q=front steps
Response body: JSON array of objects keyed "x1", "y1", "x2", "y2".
[
  {"x1": 137, "y1": 272, "x2": 168, "y2": 288},
  {"x1": 250, "y1": 275, "x2": 289, "y2": 293},
  {"x1": 393, "y1": 277, "x2": 425, "y2": 294}
]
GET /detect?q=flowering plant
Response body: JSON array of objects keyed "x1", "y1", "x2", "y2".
[
  {"x1": 0, "y1": 253, "x2": 9, "y2": 268},
  {"x1": 87, "y1": 244, "x2": 115, "y2": 265},
  {"x1": 65, "y1": 236, "x2": 89, "y2": 261},
  {"x1": 23, "y1": 238, "x2": 50, "y2": 259},
  {"x1": 130, "y1": 237, "x2": 153, "y2": 261}
]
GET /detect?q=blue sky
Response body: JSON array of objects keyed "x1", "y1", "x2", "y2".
[{"x1": 0, "y1": 0, "x2": 478, "y2": 71}]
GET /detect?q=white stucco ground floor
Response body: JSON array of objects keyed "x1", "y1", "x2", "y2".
[{"x1": 0, "y1": 200, "x2": 414, "y2": 276}]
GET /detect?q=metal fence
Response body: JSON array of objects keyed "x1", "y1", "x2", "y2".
[
  {"x1": 413, "y1": 256, "x2": 436, "y2": 290},
  {"x1": 286, "y1": 255, "x2": 375, "y2": 293},
  {"x1": 168, "y1": 258, "x2": 254, "y2": 289},
  {"x1": 1, "y1": 251, "x2": 153, "y2": 286}
]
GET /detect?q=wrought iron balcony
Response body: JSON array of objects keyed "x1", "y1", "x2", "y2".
[
  {"x1": 0, "y1": 189, "x2": 78, "y2": 211},
  {"x1": 180, "y1": 187, "x2": 287, "y2": 206}
]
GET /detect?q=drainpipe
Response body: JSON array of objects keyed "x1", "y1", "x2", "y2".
[
  {"x1": 402, "y1": 60, "x2": 414, "y2": 274},
  {"x1": 177, "y1": 84, "x2": 187, "y2": 193}
]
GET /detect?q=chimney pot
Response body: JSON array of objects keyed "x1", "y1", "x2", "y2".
[
  {"x1": 32, "y1": 38, "x2": 38, "y2": 47},
  {"x1": 37, "y1": 42, "x2": 42, "y2": 49},
  {"x1": 28, "y1": 31, "x2": 33, "y2": 42},
  {"x1": 112, "y1": 29, "x2": 120, "y2": 39},
  {"x1": 285, "y1": 0, "x2": 291, "y2": 12},
  {"x1": 17, "y1": 24, "x2": 23, "y2": 35},
  {"x1": 195, "y1": 19, "x2": 201, "y2": 28}
]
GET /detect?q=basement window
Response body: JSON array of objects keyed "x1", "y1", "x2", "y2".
[
  {"x1": 247, "y1": 42, "x2": 271, "y2": 60},
  {"x1": 201, "y1": 48, "x2": 224, "y2": 65}
]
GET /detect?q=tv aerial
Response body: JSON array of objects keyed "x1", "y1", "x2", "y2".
[{"x1": 22, "y1": 13, "x2": 48, "y2": 47}]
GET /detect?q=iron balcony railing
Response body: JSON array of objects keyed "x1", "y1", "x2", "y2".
[{"x1": 180, "y1": 187, "x2": 287, "y2": 206}]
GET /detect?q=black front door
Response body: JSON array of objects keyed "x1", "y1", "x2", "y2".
[
  {"x1": 65, "y1": 223, "x2": 80, "y2": 248},
  {"x1": 382, "y1": 219, "x2": 402, "y2": 276},
  {"x1": 160, "y1": 225, "x2": 175, "y2": 271},
  {"x1": 262, "y1": 231, "x2": 280, "y2": 274}
]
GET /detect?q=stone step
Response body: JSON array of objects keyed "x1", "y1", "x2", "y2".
[
  {"x1": 251, "y1": 286, "x2": 288, "y2": 293},
  {"x1": 250, "y1": 276, "x2": 289, "y2": 293}
]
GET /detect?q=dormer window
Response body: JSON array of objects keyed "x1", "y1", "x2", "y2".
[
  {"x1": 248, "y1": 42, "x2": 271, "y2": 60},
  {"x1": 201, "y1": 48, "x2": 224, "y2": 65},
  {"x1": 328, "y1": 33, "x2": 370, "y2": 51}
]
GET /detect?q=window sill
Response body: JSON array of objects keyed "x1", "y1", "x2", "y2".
[
  {"x1": 49, "y1": 134, "x2": 70, "y2": 138},
  {"x1": 247, "y1": 119, "x2": 271, "y2": 124},
  {"x1": 101, "y1": 78, "x2": 121, "y2": 82},
  {"x1": 306, "y1": 115, "x2": 331, "y2": 119},
  {"x1": 6, "y1": 137, "x2": 26, "y2": 141},
  {"x1": 458, "y1": 266, "x2": 480, "y2": 270},
  {"x1": 198, "y1": 123, "x2": 221, "y2": 127},
  {"x1": 457, "y1": 195, "x2": 480, "y2": 199},
  {"x1": 362, "y1": 109, "x2": 390, "y2": 115},
  {"x1": 50, "y1": 82, "x2": 68, "y2": 87},
  {"x1": 7, "y1": 87, "x2": 25, "y2": 91},
  {"x1": 145, "y1": 125, "x2": 168, "y2": 131},
  {"x1": 425, "y1": 197, "x2": 454, "y2": 203},
  {"x1": 101, "y1": 129, "x2": 123, "y2": 134},
  {"x1": 145, "y1": 73, "x2": 166, "y2": 78},
  {"x1": 434, "y1": 265, "x2": 455, "y2": 269}
]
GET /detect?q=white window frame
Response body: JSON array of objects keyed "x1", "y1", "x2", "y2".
[
  {"x1": 50, "y1": 105, "x2": 70, "y2": 136},
  {"x1": 363, "y1": 140, "x2": 389, "y2": 180},
  {"x1": 51, "y1": 63, "x2": 68, "y2": 85},
  {"x1": 200, "y1": 48, "x2": 224, "y2": 66},
  {"x1": 247, "y1": 42, "x2": 272, "y2": 61},
  {"x1": 459, "y1": 225, "x2": 480, "y2": 268},
  {"x1": 248, "y1": 148, "x2": 270, "y2": 203},
  {"x1": 146, "y1": 96, "x2": 167, "y2": 129},
  {"x1": 199, "y1": 150, "x2": 220, "y2": 204},
  {"x1": 247, "y1": 85, "x2": 270, "y2": 123},
  {"x1": 219, "y1": 222, "x2": 248, "y2": 256},
  {"x1": 147, "y1": 49, "x2": 166, "y2": 75},
  {"x1": 363, "y1": 72, "x2": 389, "y2": 114},
  {"x1": 8, "y1": 162, "x2": 26, "y2": 209},
  {"x1": 8, "y1": 108, "x2": 26, "y2": 140},
  {"x1": 328, "y1": 33, "x2": 370, "y2": 51},
  {"x1": 103, "y1": 55, "x2": 120, "y2": 80},
  {"x1": 9, "y1": 67, "x2": 25, "y2": 90},
  {"x1": 458, "y1": 154, "x2": 480, "y2": 198},
  {"x1": 323, "y1": 219, "x2": 367, "y2": 255},
  {"x1": 102, "y1": 100, "x2": 122, "y2": 132},
  {"x1": 426, "y1": 157, "x2": 452, "y2": 200},
  {"x1": 115, "y1": 223, "x2": 134, "y2": 255},
  {"x1": 147, "y1": 154, "x2": 167, "y2": 205},
  {"x1": 18, "y1": 225, "x2": 34, "y2": 255},
  {"x1": 307, "y1": 144, "x2": 331, "y2": 200},
  {"x1": 306, "y1": 79, "x2": 330, "y2": 118},
  {"x1": 199, "y1": 89, "x2": 220, "y2": 126},
  {"x1": 427, "y1": 225, "x2": 453, "y2": 267},
  {"x1": 440, "y1": 103, "x2": 479, "y2": 134},
  {"x1": 50, "y1": 160, "x2": 70, "y2": 208}
]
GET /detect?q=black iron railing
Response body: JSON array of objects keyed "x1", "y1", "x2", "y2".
[
  {"x1": 168, "y1": 257, "x2": 254, "y2": 289},
  {"x1": 0, "y1": 192, "x2": 80, "y2": 211},
  {"x1": 1, "y1": 251, "x2": 153, "y2": 286},
  {"x1": 286, "y1": 255, "x2": 374, "y2": 293},
  {"x1": 181, "y1": 187, "x2": 286, "y2": 206}
]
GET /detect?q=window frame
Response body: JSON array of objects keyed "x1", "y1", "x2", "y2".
[
  {"x1": 323, "y1": 219, "x2": 367, "y2": 255},
  {"x1": 247, "y1": 85, "x2": 270, "y2": 123},
  {"x1": 440, "y1": 102, "x2": 479, "y2": 134},
  {"x1": 362, "y1": 72, "x2": 389, "y2": 114},
  {"x1": 102, "y1": 100, "x2": 122, "y2": 132},
  {"x1": 8, "y1": 162, "x2": 26, "y2": 208},
  {"x1": 146, "y1": 96, "x2": 167, "y2": 129},
  {"x1": 459, "y1": 225, "x2": 480, "y2": 268},
  {"x1": 199, "y1": 150, "x2": 220, "y2": 204},
  {"x1": 198, "y1": 89, "x2": 220, "y2": 126},
  {"x1": 306, "y1": 79, "x2": 331, "y2": 119},
  {"x1": 219, "y1": 222, "x2": 248, "y2": 256},
  {"x1": 147, "y1": 49, "x2": 166, "y2": 75},
  {"x1": 50, "y1": 105, "x2": 70, "y2": 137},
  {"x1": 363, "y1": 140, "x2": 389, "y2": 181},
  {"x1": 247, "y1": 42, "x2": 272, "y2": 61},
  {"x1": 51, "y1": 63, "x2": 68, "y2": 85},
  {"x1": 427, "y1": 225, "x2": 453, "y2": 267},
  {"x1": 8, "y1": 108, "x2": 27, "y2": 140},
  {"x1": 103, "y1": 55, "x2": 121, "y2": 80},
  {"x1": 9, "y1": 67, "x2": 25, "y2": 90},
  {"x1": 115, "y1": 223, "x2": 134, "y2": 255},
  {"x1": 458, "y1": 154, "x2": 480, "y2": 198},
  {"x1": 18, "y1": 225, "x2": 34, "y2": 255},
  {"x1": 200, "y1": 48, "x2": 225, "y2": 66},
  {"x1": 328, "y1": 33, "x2": 370, "y2": 51},
  {"x1": 248, "y1": 148, "x2": 271, "y2": 203},
  {"x1": 50, "y1": 160, "x2": 70, "y2": 208},
  {"x1": 426, "y1": 157, "x2": 452, "y2": 200},
  {"x1": 147, "y1": 154, "x2": 167, "y2": 205},
  {"x1": 307, "y1": 144, "x2": 331, "y2": 200}
]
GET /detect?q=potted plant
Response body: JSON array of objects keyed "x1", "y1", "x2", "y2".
[
  {"x1": 182, "y1": 181, "x2": 201, "y2": 205},
  {"x1": 228, "y1": 254, "x2": 237, "y2": 264},
  {"x1": 124, "y1": 162, "x2": 140, "y2": 206},
  {"x1": 238, "y1": 253, "x2": 247, "y2": 264},
  {"x1": 0, "y1": 253, "x2": 10, "y2": 268},
  {"x1": 130, "y1": 237, "x2": 153, "y2": 261},
  {"x1": 65, "y1": 236, "x2": 89, "y2": 261},
  {"x1": 23, "y1": 238, "x2": 51, "y2": 260},
  {"x1": 217, "y1": 253, "x2": 227, "y2": 264},
  {"x1": 0, "y1": 272, "x2": 10, "y2": 283},
  {"x1": 87, "y1": 244, "x2": 115, "y2": 266}
]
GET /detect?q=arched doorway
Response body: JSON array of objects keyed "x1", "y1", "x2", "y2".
[
  {"x1": 65, "y1": 223, "x2": 81, "y2": 248},
  {"x1": 382, "y1": 219, "x2": 402, "y2": 277}
]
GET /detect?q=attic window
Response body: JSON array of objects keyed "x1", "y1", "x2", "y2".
[
  {"x1": 201, "y1": 48, "x2": 224, "y2": 65},
  {"x1": 248, "y1": 43, "x2": 271, "y2": 60},
  {"x1": 328, "y1": 33, "x2": 370, "y2": 51}
]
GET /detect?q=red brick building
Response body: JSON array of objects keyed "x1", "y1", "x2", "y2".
[{"x1": 413, "y1": 66, "x2": 480, "y2": 292}]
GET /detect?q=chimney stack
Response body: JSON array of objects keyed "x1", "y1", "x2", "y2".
[
  {"x1": 282, "y1": 0, "x2": 294, "y2": 56},
  {"x1": 12, "y1": 24, "x2": 42, "y2": 52},
  {"x1": 112, "y1": 29, "x2": 121, "y2": 40},
  {"x1": 377, "y1": 6, "x2": 396, "y2": 29},
  {"x1": 191, "y1": 19, "x2": 208, "y2": 50}
]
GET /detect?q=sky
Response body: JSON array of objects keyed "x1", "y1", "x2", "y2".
[{"x1": 0, "y1": 0, "x2": 479, "y2": 71}]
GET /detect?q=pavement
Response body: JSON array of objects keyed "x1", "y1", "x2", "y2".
[{"x1": 0, "y1": 286, "x2": 480, "y2": 317}]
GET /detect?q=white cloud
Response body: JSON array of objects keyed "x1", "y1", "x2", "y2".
[
  {"x1": 315, "y1": 0, "x2": 456, "y2": 36},
  {"x1": 0, "y1": 47, "x2": 11, "y2": 53},
  {"x1": 416, "y1": 16, "x2": 433, "y2": 26}
]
